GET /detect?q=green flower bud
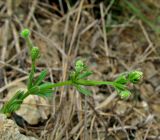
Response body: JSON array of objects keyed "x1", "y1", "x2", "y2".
[
  {"x1": 128, "y1": 71, "x2": 143, "y2": 84},
  {"x1": 70, "y1": 71, "x2": 76, "y2": 80},
  {"x1": 21, "y1": 28, "x2": 30, "y2": 38},
  {"x1": 119, "y1": 90, "x2": 131, "y2": 100},
  {"x1": 75, "y1": 60, "x2": 85, "y2": 72},
  {"x1": 115, "y1": 75, "x2": 128, "y2": 85},
  {"x1": 31, "y1": 47, "x2": 40, "y2": 61}
]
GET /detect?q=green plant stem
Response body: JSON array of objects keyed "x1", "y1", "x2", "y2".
[
  {"x1": 22, "y1": 80, "x2": 73, "y2": 99},
  {"x1": 36, "y1": 80, "x2": 114, "y2": 89},
  {"x1": 25, "y1": 35, "x2": 36, "y2": 89},
  {"x1": 27, "y1": 61, "x2": 36, "y2": 89},
  {"x1": 23, "y1": 80, "x2": 115, "y2": 101},
  {"x1": 75, "y1": 79, "x2": 114, "y2": 86},
  {"x1": 1, "y1": 79, "x2": 117, "y2": 114},
  {"x1": 26, "y1": 36, "x2": 34, "y2": 52},
  {"x1": 40, "y1": 80, "x2": 73, "y2": 89}
]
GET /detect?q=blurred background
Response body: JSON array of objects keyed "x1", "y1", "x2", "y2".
[{"x1": 0, "y1": 0, "x2": 160, "y2": 139}]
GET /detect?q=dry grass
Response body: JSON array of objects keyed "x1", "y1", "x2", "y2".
[{"x1": 0, "y1": 0, "x2": 160, "y2": 140}]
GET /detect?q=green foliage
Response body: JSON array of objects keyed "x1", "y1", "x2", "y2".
[
  {"x1": 0, "y1": 29, "x2": 143, "y2": 115},
  {"x1": 33, "y1": 70, "x2": 47, "y2": 86},
  {"x1": 113, "y1": 71, "x2": 143, "y2": 99},
  {"x1": 1, "y1": 90, "x2": 25, "y2": 114},
  {"x1": 115, "y1": 74, "x2": 128, "y2": 85},
  {"x1": 75, "y1": 85, "x2": 92, "y2": 96},
  {"x1": 77, "y1": 71, "x2": 93, "y2": 80},
  {"x1": 34, "y1": 89, "x2": 53, "y2": 97}
]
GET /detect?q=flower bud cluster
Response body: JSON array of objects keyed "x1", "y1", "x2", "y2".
[
  {"x1": 31, "y1": 47, "x2": 40, "y2": 61},
  {"x1": 115, "y1": 70, "x2": 143, "y2": 99},
  {"x1": 75, "y1": 60, "x2": 85, "y2": 73},
  {"x1": 128, "y1": 71, "x2": 143, "y2": 84}
]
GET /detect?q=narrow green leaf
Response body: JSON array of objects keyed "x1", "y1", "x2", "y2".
[
  {"x1": 114, "y1": 83, "x2": 126, "y2": 91},
  {"x1": 27, "y1": 62, "x2": 36, "y2": 89},
  {"x1": 115, "y1": 74, "x2": 128, "y2": 85},
  {"x1": 36, "y1": 89, "x2": 54, "y2": 97},
  {"x1": 34, "y1": 70, "x2": 47, "y2": 86},
  {"x1": 1, "y1": 91, "x2": 24, "y2": 114},
  {"x1": 39, "y1": 82, "x2": 53, "y2": 91},
  {"x1": 8, "y1": 100, "x2": 22, "y2": 113},
  {"x1": 28, "y1": 86, "x2": 39, "y2": 94},
  {"x1": 77, "y1": 71, "x2": 93, "y2": 79},
  {"x1": 75, "y1": 85, "x2": 92, "y2": 96}
]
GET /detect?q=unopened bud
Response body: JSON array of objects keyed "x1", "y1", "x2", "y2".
[
  {"x1": 21, "y1": 28, "x2": 30, "y2": 38},
  {"x1": 75, "y1": 60, "x2": 85, "y2": 72},
  {"x1": 31, "y1": 47, "x2": 40, "y2": 61},
  {"x1": 119, "y1": 90, "x2": 131, "y2": 100},
  {"x1": 128, "y1": 71, "x2": 143, "y2": 84}
]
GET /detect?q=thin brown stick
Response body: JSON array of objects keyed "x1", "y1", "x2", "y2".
[
  {"x1": 100, "y1": 3, "x2": 109, "y2": 63},
  {"x1": 25, "y1": 0, "x2": 38, "y2": 26}
]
